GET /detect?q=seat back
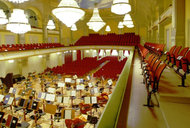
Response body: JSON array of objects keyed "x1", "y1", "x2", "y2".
[
  {"x1": 173, "y1": 46, "x2": 182, "y2": 57},
  {"x1": 153, "y1": 63, "x2": 167, "y2": 91},
  {"x1": 179, "y1": 47, "x2": 189, "y2": 56},
  {"x1": 169, "y1": 45, "x2": 176, "y2": 54},
  {"x1": 181, "y1": 50, "x2": 190, "y2": 73},
  {"x1": 150, "y1": 57, "x2": 158, "y2": 69},
  {"x1": 152, "y1": 60, "x2": 162, "y2": 73}
]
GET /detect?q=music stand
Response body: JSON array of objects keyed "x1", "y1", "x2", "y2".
[
  {"x1": 45, "y1": 104, "x2": 57, "y2": 127},
  {"x1": 5, "y1": 115, "x2": 18, "y2": 128},
  {"x1": 28, "y1": 100, "x2": 40, "y2": 127}
]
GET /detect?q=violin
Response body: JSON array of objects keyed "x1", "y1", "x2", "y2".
[
  {"x1": 79, "y1": 103, "x2": 92, "y2": 114},
  {"x1": 65, "y1": 118, "x2": 86, "y2": 128},
  {"x1": 97, "y1": 93, "x2": 109, "y2": 107}
]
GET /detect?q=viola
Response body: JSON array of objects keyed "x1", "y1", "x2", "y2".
[
  {"x1": 97, "y1": 93, "x2": 109, "y2": 106},
  {"x1": 65, "y1": 118, "x2": 86, "y2": 128},
  {"x1": 79, "y1": 103, "x2": 92, "y2": 114}
]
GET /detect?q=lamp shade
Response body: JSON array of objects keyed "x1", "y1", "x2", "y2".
[
  {"x1": 123, "y1": 20, "x2": 133, "y2": 26},
  {"x1": 123, "y1": 14, "x2": 132, "y2": 21},
  {"x1": 0, "y1": 9, "x2": 8, "y2": 25},
  {"x1": 47, "y1": 20, "x2": 55, "y2": 30},
  {"x1": 111, "y1": 0, "x2": 131, "y2": 15},
  {"x1": 52, "y1": 0, "x2": 85, "y2": 27},
  {"x1": 6, "y1": 9, "x2": 31, "y2": 34},
  {"x1": 118, "y1": 22, "x2": 124, "y2": 28},
  {"x1": 127, "y1": 24, "x2": 134, "y2": 28},
  {"x1": 71, "y1": 24, "x2": 77, "y2": 31},
  {"x1": 105, "y1": 25, "x2": 111, "y2": 32},
  {"x1": 87, "y1": 8, "x2": 106, "y2": 32}
]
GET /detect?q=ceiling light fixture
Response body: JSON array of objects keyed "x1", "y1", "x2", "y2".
[
  {"x1": 111, "y1": 0, "x2": 131, "y2": 15},
  {"x1": 105, "y1": 25, "x2": 111, "y2": 32},
  {"x1": 71, "y1": 24, "x2": 77, "y2": 31},
  {"x1": 127, "y1": 24, "x2": 134, "y2": 28},
  {"x1": 8, "y1": 0, "x2": 29, "y2": 3},
  {"x1": 0, "y1": 9, "x2": 8, "y2": 25},
  {"x1": 47, "y1": 20, "x2": 55, "y2": 30},
  {"x1": 87, "y1": 8, "x2": 106, "y2": 32},
  {"x1": 6, "y1": 9, "x2": 31, "y2": 34},
  {"x1": 52, "y1": 0, "x2": 85, "y2": 27},
  {"x1": 118, "y1": 21, "x2": 124, "y2": 28}
]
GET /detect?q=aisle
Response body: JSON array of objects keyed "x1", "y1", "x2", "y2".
[{"x1": 126, "y1": 51, "x2": 168, "y2": 128}]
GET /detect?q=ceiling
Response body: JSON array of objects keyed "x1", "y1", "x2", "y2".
[{"x1": 0, "y1": 0, "x2": 171, "y2": 28}]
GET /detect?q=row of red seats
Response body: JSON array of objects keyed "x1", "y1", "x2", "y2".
[
  {"x1": 74, "y1": 33, "x2": 140, "y2": 46},
  {"x1": 0, "y1": 43, "x2": 64, "y2": 52},
  {"x1": 138, "y1": 44, "x2": 149, "y2": 69},
  {"x1": 144, "y1": 42, "x2": 165, "y2": 57},
  {"x1": 165, "y1": 45, "x2": 190, "y2": 87},
  {"x1": 140, "y1": 53, "x2": 167, "y2": 107},
  {"x1": 93, "y1": 56, "x2": 128, "y2": 79},
  {"x1": 48, "y1": 57, "x2": 106, "y2": 77}
]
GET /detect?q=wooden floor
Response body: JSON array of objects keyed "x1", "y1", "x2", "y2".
[
  {"x1": 127, "y1": 50, "x2": 190, "y2": 128},
  {"x1": 127, "y1": 51, "x2": 168, "y2": 128}
]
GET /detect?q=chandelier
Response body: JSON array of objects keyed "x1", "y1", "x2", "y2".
[
  {"x1": 105, "y1": 25, "x2": 111, "y2": 32},
  {"x1": 6, "y1": 9, "x2": 31, "y2": 34},
  {"x1": 87, "y1": 8, "x2": 106, "y2": 32},
  {"x1": 52, "y1": 0, "x2": 85, "y2": 27},
  {"x1": 126, "y1": 24, "x2": 134, "y2": 28},
  {"x1": 0, "y1": 9, "x2": 8, "y2": 25},
  {"x1": 111, "y1": 0, "x2": 131, "y2": 15},
  {"x1": 71, "y1": 24, "x2": 77, "y2": 31},
  {"x1": 123, "y1": 14, "x2": 134, "y2": 28},
  {"x1": 118, "y1": 22, "x2": 124, "y2": 28},
  {"x1": 47, "y1": 20, "x2": 55, "y2": 30},
  {"x1": 8, "y1": 0, "x2": 29, "y2": 3}
]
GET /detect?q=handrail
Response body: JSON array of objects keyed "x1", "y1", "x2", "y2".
[
  {"x1": 0, "y1": 45, "x2": 134, "y2": 61},
  {"x1": 97, "y1": 47, "x2": 135, "y2": 128}
]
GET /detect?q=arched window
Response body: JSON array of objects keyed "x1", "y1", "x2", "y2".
[{"x1": 25, "y1": 9, "x2": 38, "y2": 28}]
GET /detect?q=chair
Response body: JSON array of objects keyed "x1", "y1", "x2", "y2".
[
  {"x1": 144, "y1": 63, "x2": 167, "y2": 107},
  {"x1": 174, "y1": 50, "x2": 190, "y2": 87}
]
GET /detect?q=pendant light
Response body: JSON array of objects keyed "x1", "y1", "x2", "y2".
[
  {"x1": 6, "y1": 9, "x2": 31, "y2": 34},
  {"x1": 111, "y1": 0, "x2": 131, "y2": 15},
  {"x1": 87, "y1": 8, "x2": 106, "y2": 32},
  {"x1": 52, "y1": 0, "x2": 85, "y2": 27}
]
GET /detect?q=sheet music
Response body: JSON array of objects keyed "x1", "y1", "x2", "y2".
[
  {"x1": 0, "y1": 95, "x2": 4, "y2": 102},
  {"x1": 76, "y1": 79, "x2": 81, "y2": 84},
  {"x1": 7, "y1": 97, "x2": 14, "y2": 105},
  {"x1": 87, "y1": 75, "x2": 90, "y2": 80},
  {"x1": 76, "y1": 85, "x2": 81, "y2": 90},
  {"x1": 58, "y1": 82, "x2": 65, "y2": 87},
  {"x1": 108, "y1": 79, "x2": 113, "y2": 85},
  {"x1": 73, "y1": 75, "x2": 78, "y2": 79},
  {"x1": 76, "y1": 85, "x2": 85, "y2": 90},
  {"x1": 65, "y1": 78, "x2": 72, "y2": 83},
  {"x1": 91, "y1": 97, "x2": 97, "y2": 104},
  {"x1": 46, "y1": 94, "x2": 55, "y2": 102},
  {"x1": 41, "y1": 92, "x2": 46, "y2": 99},
  {"x1": 65, "y1": 110, "x2": 72, "y2": 119},
  {"x1": 94, "y1": 87, "x2": 98, "y2": 94},
  {"x1": 63, "y1": 97, "x2": 69, "y2": 104},
  {"x1": 57, "y1": 96, "x2": 62, "y2": 103},
  {"x1": 9, "y1": 88, "x2": 13, "y2": 94},
  {"x1": 70, "y1": 91, "x2": 76, "y2": 97},
  {"x1": 48, "y1": 87, "x2": 56, "y2": 93},
  {"x1": 84, "y1": 97, "x2": 91, "y2": 104},
  {"x1": 88, "y1": 83, "x2": 93, "y2": 87}
]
